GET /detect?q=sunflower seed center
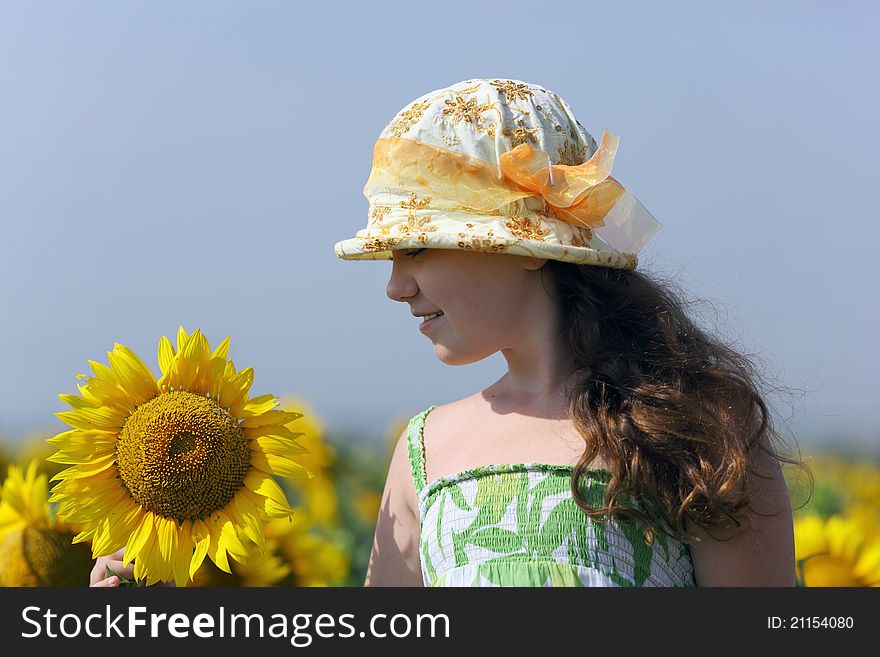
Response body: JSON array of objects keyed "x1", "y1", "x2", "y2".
[{"x1": 116, "y1": 390, "x2": 250, "y2": 521}]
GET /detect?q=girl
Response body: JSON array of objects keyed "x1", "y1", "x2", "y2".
[{"x1": 333, "y1": 78, "x2": 811, "y2": 587}]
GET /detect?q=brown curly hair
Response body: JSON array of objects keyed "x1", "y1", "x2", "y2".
[{"x1": 542, "y1": 259, "x2": 814, "y2": 547}]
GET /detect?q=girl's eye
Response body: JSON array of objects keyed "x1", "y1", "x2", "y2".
[{"x1": 407, "y1": 248, "x2": 426, "y2": 258}]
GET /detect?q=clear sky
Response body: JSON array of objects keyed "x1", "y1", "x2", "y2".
[{"x1": 0, "y1": 0, "x2": 876, "y2": 451}]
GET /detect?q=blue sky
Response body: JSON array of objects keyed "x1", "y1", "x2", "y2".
[{"x1": 0, "y1": 0, "x2": 876, "y2": 451}]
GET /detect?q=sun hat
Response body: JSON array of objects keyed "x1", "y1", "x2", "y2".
[{"x1": 333, "y1": 78, "x2": 662, "y2": 270}]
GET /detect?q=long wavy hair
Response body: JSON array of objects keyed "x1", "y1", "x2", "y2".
[{"x1": 542, "y1": 259, "x2": 814, "y2": 547}]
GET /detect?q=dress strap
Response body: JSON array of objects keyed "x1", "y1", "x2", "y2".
[{"x1": 406, "y1": 405, "x2": 437, "y2": 496}]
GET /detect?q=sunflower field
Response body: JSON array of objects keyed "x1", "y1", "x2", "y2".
[{"x1": 0, "y1": 328, "x2": 877, "y2": 586}]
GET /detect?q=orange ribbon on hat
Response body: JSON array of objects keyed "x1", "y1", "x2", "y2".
[
  {"x1": 498, "y1": 130, "x2": 626, "y2": 229},
  {"x1": 364, "y1": 131, "x2": 624, "y2": 229},
  {"x1": 363, "y1": 129, "x2": 661, "y2": 253}
]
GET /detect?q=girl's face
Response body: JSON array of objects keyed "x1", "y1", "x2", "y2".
[{"x1": 386, "y1": 247, "x2": 547, "y2": 365}]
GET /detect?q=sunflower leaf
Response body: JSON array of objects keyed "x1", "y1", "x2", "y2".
[{"x1": 104, "y1": 565, "x2": 144, "y2": 587}]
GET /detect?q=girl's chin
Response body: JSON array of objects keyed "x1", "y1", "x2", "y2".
[{"x1": 433, "y1": 346, "x2": 491, "y2": 367}]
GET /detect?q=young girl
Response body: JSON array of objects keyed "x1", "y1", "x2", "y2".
[{"x1": 334, "y1": 78, "x2": 809, "y2": 587}]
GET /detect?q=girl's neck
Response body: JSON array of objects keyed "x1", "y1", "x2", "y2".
[{"x1": 484, "y1": 369, "x2": 579, "y2": 418}]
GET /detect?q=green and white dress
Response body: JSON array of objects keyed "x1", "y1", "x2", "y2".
[{"x1": 407, "y1": 405, "x2": 697, "y2": 587}]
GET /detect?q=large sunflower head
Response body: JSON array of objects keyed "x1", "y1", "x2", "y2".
[
  {"x1": 0, "y1": 461, "x2": 93, "y2": 586},
  {"x1": 48, "y1": 327, "x2": 313, "y2": 587}
]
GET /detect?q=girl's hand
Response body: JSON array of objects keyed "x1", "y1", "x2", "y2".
[
  {"x1": 90, "y1": 548, "x2": 133, "y2": 587},
  {"x1": 89, "y1": 548, "x2": 177, "y2": 587}
]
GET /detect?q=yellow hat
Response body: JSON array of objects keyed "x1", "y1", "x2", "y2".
[{"x1": 333, "y1": 78, "x2": 662, "y2": 269}]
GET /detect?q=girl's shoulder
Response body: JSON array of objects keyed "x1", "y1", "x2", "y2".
[
  {"x1": 405, "y1": 394, "x2": 486, "y2": 469},
  {"x1": 409, "y1": 392, "x2": 480, "y2": 436},
  {"x1": 415, "y1": 393, "x2": 607, "y2": 485},
  {"x1": 416, "y1": 394, "x2": 482, "y2": 451}
]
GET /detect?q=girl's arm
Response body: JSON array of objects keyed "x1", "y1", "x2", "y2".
[
  {"x1": 364, "y1": 428, "x2": 425, "y2": 586},
  {"x1": 685, "y1": 435, "x2": 797, "y2": 586}
]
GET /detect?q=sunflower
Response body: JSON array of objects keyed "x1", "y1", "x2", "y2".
[
  {"x1": 264, "y1": 511, "x2": 350, "y2": 586},
  {"x1": 13, "y1": 430, "x2": 67, "y2": 481},
  {"x1": 0, "y1": 461, "x2": 93, "y2": 586},
  {"x1": 48, "y1": 327, "x2": 312, "y2": 587},
  {"x1": 795, "y1": 514, "x2": 880, "y2": 586}
]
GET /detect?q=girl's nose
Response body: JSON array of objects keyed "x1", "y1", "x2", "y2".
[{"x1": 386, "y1": 258, "x2": 418, "y2": 302}]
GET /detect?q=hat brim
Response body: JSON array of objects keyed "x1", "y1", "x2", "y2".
[{"x1": 333, "y1": 232, "x2": 637, "y2": 269}]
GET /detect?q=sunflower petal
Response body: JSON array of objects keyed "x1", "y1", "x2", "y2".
[
  {"x1": 240, "y1": 410, "x2": 303, "y2": 429},
  {"x1": 217, "y1": 512, "x2": 249, "y2": 560},
  {"x1": 52, "y1": 478, "x2": 123, "y2": 512},
  {"x1": 50, "y1": 453, "x2": 116, "y2": 481},
  {"x1": 108, "y1": 343, "x2": 159, "y2": 404},
  {"x1": 133, "y1": 526, "x2": 159, "y2": 584},
  {"x1": 172, "y1": 523, "x2": 194, "y2": 587},
  {"x1": 123, "y1": 510, "x2": 154, "y2": 567},
  {"x1": 219, "y1": 367, "x2": 254, "y2": 411},
  {"x1": 250, "y1": 448, "x2": 312, "y2": 481},
  {"x1": 78, "y1": 378, "x2": 132, "y2": 414},
  {"x1": 173, "y1": 330, "x2": 205, "y2": 392},
  {"x1": 73, "y1": 528, "x2": 98, "y2": 547},
  {"x1": 208, "y1": 357, "x2": 227, "y2": 399},
  {"x1": 211, "y1": 335, "x2": 231, "y2": 361},
  {"x1": 89, "y1": 359, "x2": 118, "y2": 384},
  {"x1": 189, "y1": 519, "x2": 211, "y2": 579},
  {"x1": 243, "y1": 423, "x2": 306, "y2": 441},
  {"x1": 176, "y1": 326, "x2": 190, "y2": 353},
  {"x1": 47, "y1": 448, "x2": 113, "y2": 465},
  {"x1": 227, "y1": 494, "x2": 265, "y2": 553},
  {"x1": 55, "y1": 408, "x2": 124, "y2": 432},
  {"x1": 158, "y1": 336, "x2": 175, "y2": 376},
  {"x1": 46, "y1": 433, "x2": 117, "y2": 466},
  {"x1": 56, "y1": 491, "x2": 126, "y2": 523},
  {"x1": 58, "y1": 393, "x2": 104, "y2": 410},
  {"x1": 90, "y1": 515, "x2": 126, "y2": 557},
  {"x1": 190, "y1": 331, "x2": 213, "y2": 393},
  {"x1": 253, "y1": 435, "x2": 310, "y2": 457},
  {"x1": 206, "y1": 511, "x2": 233, "y2": 573},
  {"x1": 239, "y1": 394, "x2": 278, "y2": 417},
  {"x1": 155, "y1": 515, "x2": 177, "y2": 566},
  {"x1": 244, "y1": 470, "x2": 294, "y2": 519}
]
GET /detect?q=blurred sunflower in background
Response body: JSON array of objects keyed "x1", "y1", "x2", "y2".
[
  {"x1": 270, "y1": 396, "x2": 351, "y2": 586},
  {"x1": 262, "y1": 513, "x2": 349, "y2": 586},
  {"x1": 795, "y1": 514, "x2": 880, "y2": 586},
  {"x1": 350, "y1": 411, "x2": 410, "y2": 528},
  {"x1": 11, "y1": 429, "x2": 66, "y2": 481},
  {"x1": 47, "y1": 327, "x2": 312, "y2": 587},
  {"x1": 0, "y1": 461, "x2": 93, "y2": 586},
  {"x1": 788, "y1": 451, "x2": 880, "y2": 587},
  {"x1": 278, "y1": 397, "x2": 339, "y2": 527}
]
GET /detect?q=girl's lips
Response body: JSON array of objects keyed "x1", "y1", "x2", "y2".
[{"x1": 419, "y1": 313, "x2": 444, "y2": 332}]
